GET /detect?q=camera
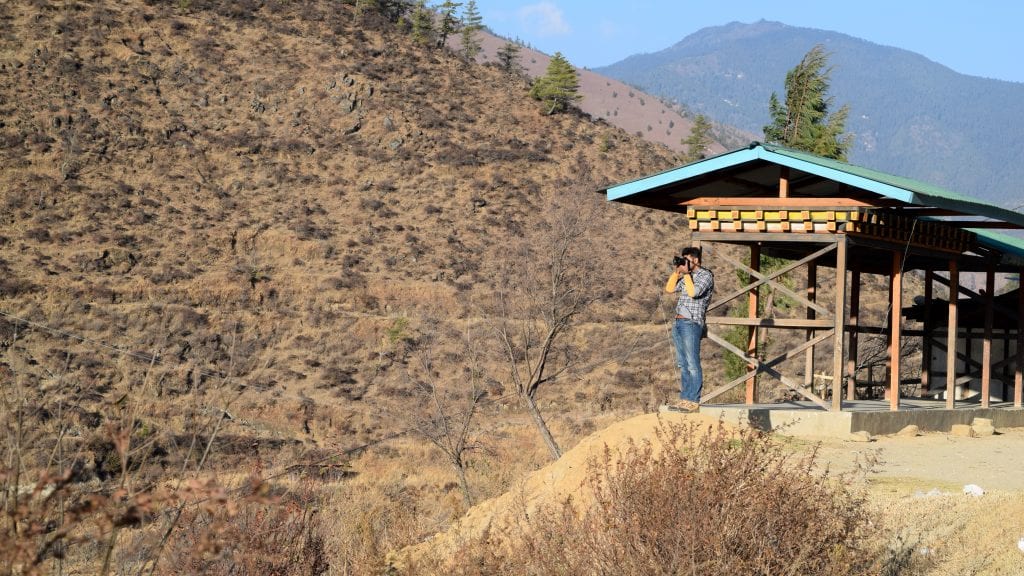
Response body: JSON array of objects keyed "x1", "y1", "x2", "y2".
[{"x1": 673, "y1": 255, "x2": 690, "y2": 269}]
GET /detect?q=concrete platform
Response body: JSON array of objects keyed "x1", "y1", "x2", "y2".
[{"x1": 699, "y1": 399, "x2": 1024, "y2": 438}]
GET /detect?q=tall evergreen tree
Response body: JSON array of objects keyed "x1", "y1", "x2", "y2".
[
  {"x1": 496, "y1": 41, "x2": 522, "y2": 76},
  {"x1": 763, "y1": 44, "x2": 852, "y2": 160},
  {"x1": 377, "y1": 0, "x2": 410, "y2": 22},
  {"x1": 681, "y1": 114, "x2": 713, "y2": 163},
  {"x1": 529, "y1": 52, "x2": 581, "y2": 115},
  {"x1": 459, "y1": 0, "x2": 483, "y2": 60},
  {"x1": 435, "y1": 0, "x2": 461, "y2": 48},
  {"x1": 410, "y1": 0, "x2": 435, "y2": 47}
]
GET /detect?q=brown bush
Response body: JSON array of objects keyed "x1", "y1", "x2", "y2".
[
  {"x1": 158, "y1": 483, "x2": 328, "y2": 576},
  {"x1": 431, "y1": 420, "x2": 881, "y2": 576}
]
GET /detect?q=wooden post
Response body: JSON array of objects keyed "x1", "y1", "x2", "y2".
[
  {"x1": 982, "y1": 264, "x2": 994, "y2": 408},
  {"x1": 1004, "y1": 329, "x2": 1012, "y2": 403},
  {"x1": 964, "y1": 327, "x2": 973, "y2": 397},
  {"x1": 946, "y1": 261, "x2": 959, "y2": 409},
  {"x1": 805, "y1": 261, "x2": 817, "y2": 391},
  {"x1": 889, "y1": 251, "x2": 902, "y2": 411},
  {"x1": 832, "y1": 236, "x2": 847, "y2": 411},
  {"x1": 846, "y1": 270, "x2": 860, "y2": 400},
  {"x1": 922, "y1": 269, "x2": 933, "y2": 394},
  {"x1": 779, "y1": 167, "x2": 790, "y2": 198},
  {"x1": 746, "y1": 244, "x2": 760, "y2": 404},
  {"x1": 1017, "y1": 268, "x2": 1023, "y2": 408}
]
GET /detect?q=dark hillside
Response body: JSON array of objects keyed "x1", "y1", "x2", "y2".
[
  {"x1": 0, "y1": 0, "x2": 695, "y2": 466},
  {"x1": 2, "y1": 3, "x2": 727, "y2": 569},
  {"x1": 0, "y1": 4, "x2": 911, "y2": 572}
]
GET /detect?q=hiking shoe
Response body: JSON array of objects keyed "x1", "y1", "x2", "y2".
[{"x1": 670, "y1": 399, "x2": 700, "y2": 412}]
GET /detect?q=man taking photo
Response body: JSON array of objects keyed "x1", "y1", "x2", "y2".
[{"x1": 665, "y1": 246, "x2": 714, "y2": 412}]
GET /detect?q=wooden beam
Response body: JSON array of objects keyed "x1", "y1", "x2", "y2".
[
  {"x1": 706, "y1": 317, "x2": 835, "y2": 329},
  {"x1": 890, "y1": 251, "x2": 902, "y2": 411},
  {"x1": 946, "y1": 260, "x2": 959, "y2": 409},
  {"x1": 929, "y1": 221, "x2": 1024, "y2": 229},
  {"x1": 931, "y1": 274, "x2": 1020, "y2": 318},
  {"x1": 703, "y1": 330, "x2": 834, "y2": 404},
  {"x1": 747, "y1": 244, "x2": 760, "y2": 405},
  {"x1": 694, "y1": 232, "x2": 837, "y2": 243},
  {"x1": 708, "y1": 243, "x2": 837, "y2": 313},
  {"x1": 1018, "y1": 268, "x2": 1023, "y2": 408},
  {"x1": 982, "y1": 264, "x2": 994, "y2": 407},
  {"x1": 833, "y1": 236, "x2": 847, "y2": 411},
  {"x1": 805, "y1": 261, "x2": 817, "y2": 390},
  {"x1": 704, "y1": 331, "x2": 832, "y2": 410},
  {"x1": 898, "y1": 208, "x2": 967, "y2": 217},
  {"x1": 922, "y1": 269, "x2": 933, "y2": 394},
  {"x1": 847, "y1": 270, "x2": 860, "y2": 400},
  {"x1": 684, "y1": 197, "x2": 883, "y2": 208},
  {"x1": 712, "y1": 248, "x2": 834, "y2": 317}
]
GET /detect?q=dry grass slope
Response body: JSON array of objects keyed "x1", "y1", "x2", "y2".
[
  {"x1": 0, "y1": 1, "x2": 949, "y2": 574},
  {"x1": 0, "y1": 1, "x2": 705, "y2": 573}
]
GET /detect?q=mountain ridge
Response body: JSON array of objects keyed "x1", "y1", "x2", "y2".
[{"x1": 595, "y1": 20, "x2": 1024, "y2": 206}]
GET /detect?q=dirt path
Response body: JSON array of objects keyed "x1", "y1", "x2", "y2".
[
  {"x1": 806, "y1": 427, "x2": 1024, "y2": 575},
  {"x1": 807, "y1": 426, "x2": 1024, "y2": 492}
]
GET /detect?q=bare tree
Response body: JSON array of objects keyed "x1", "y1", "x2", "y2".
[
  {"x1": 407, "y1": 321, "x2": 487, "y2": 507},
  {"x1": 493, "y1": 189, "x2": 598, "y2": 460}
]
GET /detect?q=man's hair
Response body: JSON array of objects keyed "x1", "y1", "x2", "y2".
[{"x1": 681, "y1": 246, "x2": 702, "y2": 261}]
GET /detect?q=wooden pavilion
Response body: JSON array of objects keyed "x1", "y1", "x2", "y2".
[{"x1": 601, "y1": 142, "x2": 1024, "y2": 414}]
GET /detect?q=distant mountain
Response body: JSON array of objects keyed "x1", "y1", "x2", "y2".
[{"x1": 595, "y1": 21, "x2": 1024, "y2": 206}]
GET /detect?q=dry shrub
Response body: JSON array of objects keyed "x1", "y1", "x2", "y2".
[
  {"x1": 157, "y1": 481, "x2": 328, "y2": 576},
  {"x1": 432, "y1": 420, "x2": 881, "y2": 576},
  {"x1": 326, "y1": 480, "x2": 425, "y2": 576}
]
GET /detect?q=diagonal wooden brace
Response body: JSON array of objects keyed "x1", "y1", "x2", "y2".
[
  {"x1": 703, "y1": 330, "x2": 832, "y2": 409},
  {"x1": 709, "y1": 243, "x2": 836, "y2": 317}
]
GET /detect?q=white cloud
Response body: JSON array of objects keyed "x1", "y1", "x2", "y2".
[{"x1": 517, "y1": 2, "x2": 571, "y2": 37}]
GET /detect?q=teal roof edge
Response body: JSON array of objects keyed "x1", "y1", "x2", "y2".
[
  {"x1": 603, "y1": 142, "x2": 1024, "y2": 228},
  {"x1": 972, "y1": 228, "x2": 1024, "y2": 263},
  {"x1": 604, "y1": 147, "x2": 759, "y2": 201}
]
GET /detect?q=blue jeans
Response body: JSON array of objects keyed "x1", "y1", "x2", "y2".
[{"x1": 671, "y1": 318, "x2": 703, "y2": 402}]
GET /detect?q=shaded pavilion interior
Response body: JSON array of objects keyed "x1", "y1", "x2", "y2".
[{"x1": 601, "y1": 142, "x2": 1024, "y2": 412}]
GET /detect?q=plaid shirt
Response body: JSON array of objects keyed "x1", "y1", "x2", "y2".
[{"x1": 670, "y1": 266, "x2": 715, "y2": 326}]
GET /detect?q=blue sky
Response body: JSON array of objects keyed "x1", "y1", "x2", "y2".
[{"x1": 478, "y1": 1, "x2": 1024, "y2": 83}]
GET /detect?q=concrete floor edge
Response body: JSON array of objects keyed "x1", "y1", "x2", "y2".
[{"x1": 699, "y1": 401, "x2": 1024, "y2": 438}]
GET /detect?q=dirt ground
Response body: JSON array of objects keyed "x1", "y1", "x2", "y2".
[
  {"x1": 800, "y1": 426, "x2": 1024, "y2": 575},
  {"x1": 807, "y1": 426, "x2": 1024, "y2": 492}
]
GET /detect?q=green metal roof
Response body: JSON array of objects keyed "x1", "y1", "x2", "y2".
[
  {"x1": 603, "y1": 142, "x2": 1024, "y2": 228},
  {"x1": 972, "y1": 228, "x2": 1024, "y2": 267}
]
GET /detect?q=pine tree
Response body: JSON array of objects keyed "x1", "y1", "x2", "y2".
[
  {"x1": 681, "y1": 114, "x2": 713, "y2": 163},
  {"x1": 496, "y1": 41, "x2": 522, "y2": 76},
  {"x1": 436, "y1": 0, "x2": 461, "y2": 49},
  {"x1": 410, "y1": 0, "x2": 434, "y2": 46},
  {"x1": 763, "y1": 44, "x2": 853, "y2": 160},
  {"x1": 378, "y1": 0, "x2": 410, "y2": 22},
  {"x1": 459, "y1": 0, "x2": 483, "y2": 61},
  {"x1": 529, "y1": 52, "x2": 581, "y2": 115}
]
